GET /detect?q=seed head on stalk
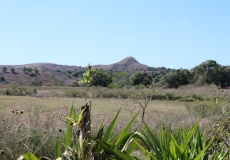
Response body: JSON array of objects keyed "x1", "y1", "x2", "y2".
[{"x1": 81, "y1": 65, "x2": 97, "y2": 101}]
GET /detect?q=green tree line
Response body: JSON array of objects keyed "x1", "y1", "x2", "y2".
[{"x1": 81, "y1": 60, "x2": 230, "y2": 89}]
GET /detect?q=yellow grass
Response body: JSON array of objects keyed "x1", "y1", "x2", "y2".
[{"x1": 0, "y1": 95, "x2": 190, "y2": 131}]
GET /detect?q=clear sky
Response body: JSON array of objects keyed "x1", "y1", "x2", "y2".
[{"x1": 0, "y1": 1, "x2": 229, "y2": 69}]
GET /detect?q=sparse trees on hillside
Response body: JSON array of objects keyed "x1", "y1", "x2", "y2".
[
  {"x1": 23, "y1": 67, "x2": 37, "y2": 75},
  {"x1": 34, "y1": 67, "x2": 39, "y2": 74},
  {"x1": 23, "y1": 67, "x2": 27, "y2": 73},
  {"x1": 27, "y1": 67, "x2": 33, "y2": 74},
  {"x1": 72, "y1": 70, "x2": 84, "y2": 78}
]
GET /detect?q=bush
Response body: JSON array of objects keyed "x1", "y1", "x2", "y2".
[
  {"x1": 43, "y1": 83, "x2": 52, "y2": 86},
  {"x1": 0, "y1": 76, "x2": 5, "y2": 82},
  {"x1": 3, "y1": 84, "x2": 36, "y2": 96},
  {"x1": 64, "y1": 90, "x2": 84, "y2": 98},
  {"x1": 179, "y1": 97, "x2": 196, "y2": 102},
  {"x1": 31, "y1": 78, "x2": 43, "y2": 86},
  {"x1": 2, "y1": 66, "x2": 7, "y2": 73}
]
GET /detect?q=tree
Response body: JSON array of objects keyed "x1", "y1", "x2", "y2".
[
  {"x1": 72, "y1": 70, "x2": 84, "y2": 78},
  {"x1": 111, "y1": 71, "x2": 129, "y2": 88},
  {"x1": 91, "y1": 69, "x2": 112, "y2": 87},
  {"x1": 10, "y1": 67, "x2": 15, "y2": 73},
  {"x1": 34, "y1": 67, "x2": 39, "y2": 74},
  {"x1": 159, "y1": 69, "x2": 192, "y2": 88},
  {"x1": 27, "y1": 67, "x2": 33, "y2": 73},
  {"x1": 134, "y1": 93, "x2": 151, "y2": 123},
  {"x1": 191, "y1": 60, "x2": 223, "y2": 86},
  {"x1": 131, "y1": 72, "x2": 152, "y2": 87},
  {"x1": 2, "y1": 66, "x2": 7, "y2": 73},
  {"x1": 32, "y1": 78, "x2": 43, "y2": 86},
  {"x1": 217, "y1": 66, "x2": 230, "y2": 88},
  {"x1": 0, "y1": 76, "x2": 5, "y2": 82},
  {"x1": 153, "y1": 74, "x2": 164, "y2": 83},
  {"x1": 23, "y1": 67, "x2": 27, "y2": 73}
]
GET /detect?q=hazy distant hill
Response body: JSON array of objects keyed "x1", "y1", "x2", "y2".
[
  {"x1": 11, "y1": 63, "x2": 83, "y2": 71},
  {"x1": 93, "y1": 56, "x2": 149, "y2": 71},
  {"x1": 1, "y1": 56, "x2": 148, "y2": 72}
]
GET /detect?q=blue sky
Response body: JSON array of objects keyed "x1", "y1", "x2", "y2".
[{"x1": 0, "y1": 1, "x2": 229, "y2": 69}]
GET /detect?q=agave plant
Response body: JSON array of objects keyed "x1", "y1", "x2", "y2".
[{"x1": 137, "y1": 122, "x2": 229, "y2": 160}]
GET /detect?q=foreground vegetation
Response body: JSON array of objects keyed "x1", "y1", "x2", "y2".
[
  {"x1": 0, "y1": 66, "x2": 229, "y2": 159},
  {"x1": 0, "y1": 85, "x2": 229, "y2": 159},
  {"x1": 0, "y1": 96, "x2": 229, "y2": 159}
]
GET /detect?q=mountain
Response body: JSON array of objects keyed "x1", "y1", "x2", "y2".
[
  {"x1": 11, "y1": 63, "x2": 83, "y2": 71},
  {"x1": 1, "y1": 56, "x2": 148, "y2": 72},
  {"x1": 0, "y1": 57, "x2": 149, "y2": 86},
  {"x1": 93, "y1": 56, "x2": 149, "y2": 71}
]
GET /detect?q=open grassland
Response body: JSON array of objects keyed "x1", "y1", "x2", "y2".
[
  {"x1": 0, "y1": 95, "x2": 189, "y2": 128},
  {"x1": 0, "y1": 85, "x2": 229, "y2": 159}
]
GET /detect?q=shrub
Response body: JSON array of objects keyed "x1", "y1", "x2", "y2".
[
  {"x1": 179, "y1": 97, "x2": 196, "y2": 102},
  {"x1": 2, "y1": 66, "x2": 7, "y2": 73},
  {"x1": 10, "y1": 67, "x2": 15, "y2": 73},
  {"x1": 43, "y1": 83, "x2": 52, "y2": 86},
  {"x1": 64, "y1": 90, "x2": 83, "y2": 98},
  {"x1": 0, "y1": 76, "x2": 5, "y2": 82},
  {"x1": 31, "y1": 78, "x2": 43, "y2": 86},
  {"x1": 3, "y1": 84, "x2": 36, "y2": 96}
]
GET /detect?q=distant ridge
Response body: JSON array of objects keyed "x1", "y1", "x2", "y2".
[
  {"x1": 0, "y1": 56, "x2": 148, "y2": 72},
  {"x1": 10, "y1": 63, "x2": 83, "y2": 71},
  {"x1": 0, "y1": 56, "x2": 149, "y2": 86},
  {"x1": 93, "y1": 56, "x2": 149, "y2": 71}
]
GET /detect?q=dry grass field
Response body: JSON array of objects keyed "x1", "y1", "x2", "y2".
[
  {"x1": 0, "y1": 95, "x2": 189, "y2": 129},
  {"x1": 0, "y1": 85, "x2": 229, "y2": 159}
]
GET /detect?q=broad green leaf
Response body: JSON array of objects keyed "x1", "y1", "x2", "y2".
[
  {"x1": 65, "y1": 106, "x2": 74, "y2": 147},
  {"x1": 194, "y1": 138, "x2": 212, "y2": 160},
  {"x1": 122, "y1": 132, "x2": 150, "y2": 152},
  {"x1": 55, "y1": 141, "x2": 62, "y2": 158},
  {"x1": 23, "y1": 153, "x2": 39, "y2": 160},
  {"x1": 196, "y1": 125, "x2": 203, "y2": 150},
  {"x1": 143, "y1": 123, "x2": 163, "y2": 160},
  {"x1": 103, "y1": 109, "x2": 121, "y2": 143},
  {"x1": 170, "y1": 132, "x2": 182, "y2": 157},
  {"x1": 181, "y1": 124, "x2": 197, "y2": 151},
  {"x1": 170, "y1": 142, "x2": 178, "y2": 160},
  {"x1": 116, "y1": 132, "x2": 134, "y2": 147},
  {"x1": 97, "y1": 139, "x2": 135, "y2": 160},
  {"x1": 134, "y1": 140, "x2": 157, "y2": 160},
  {"x1": 116, "y1": 112, "x2": 139, "y2": 145}
]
